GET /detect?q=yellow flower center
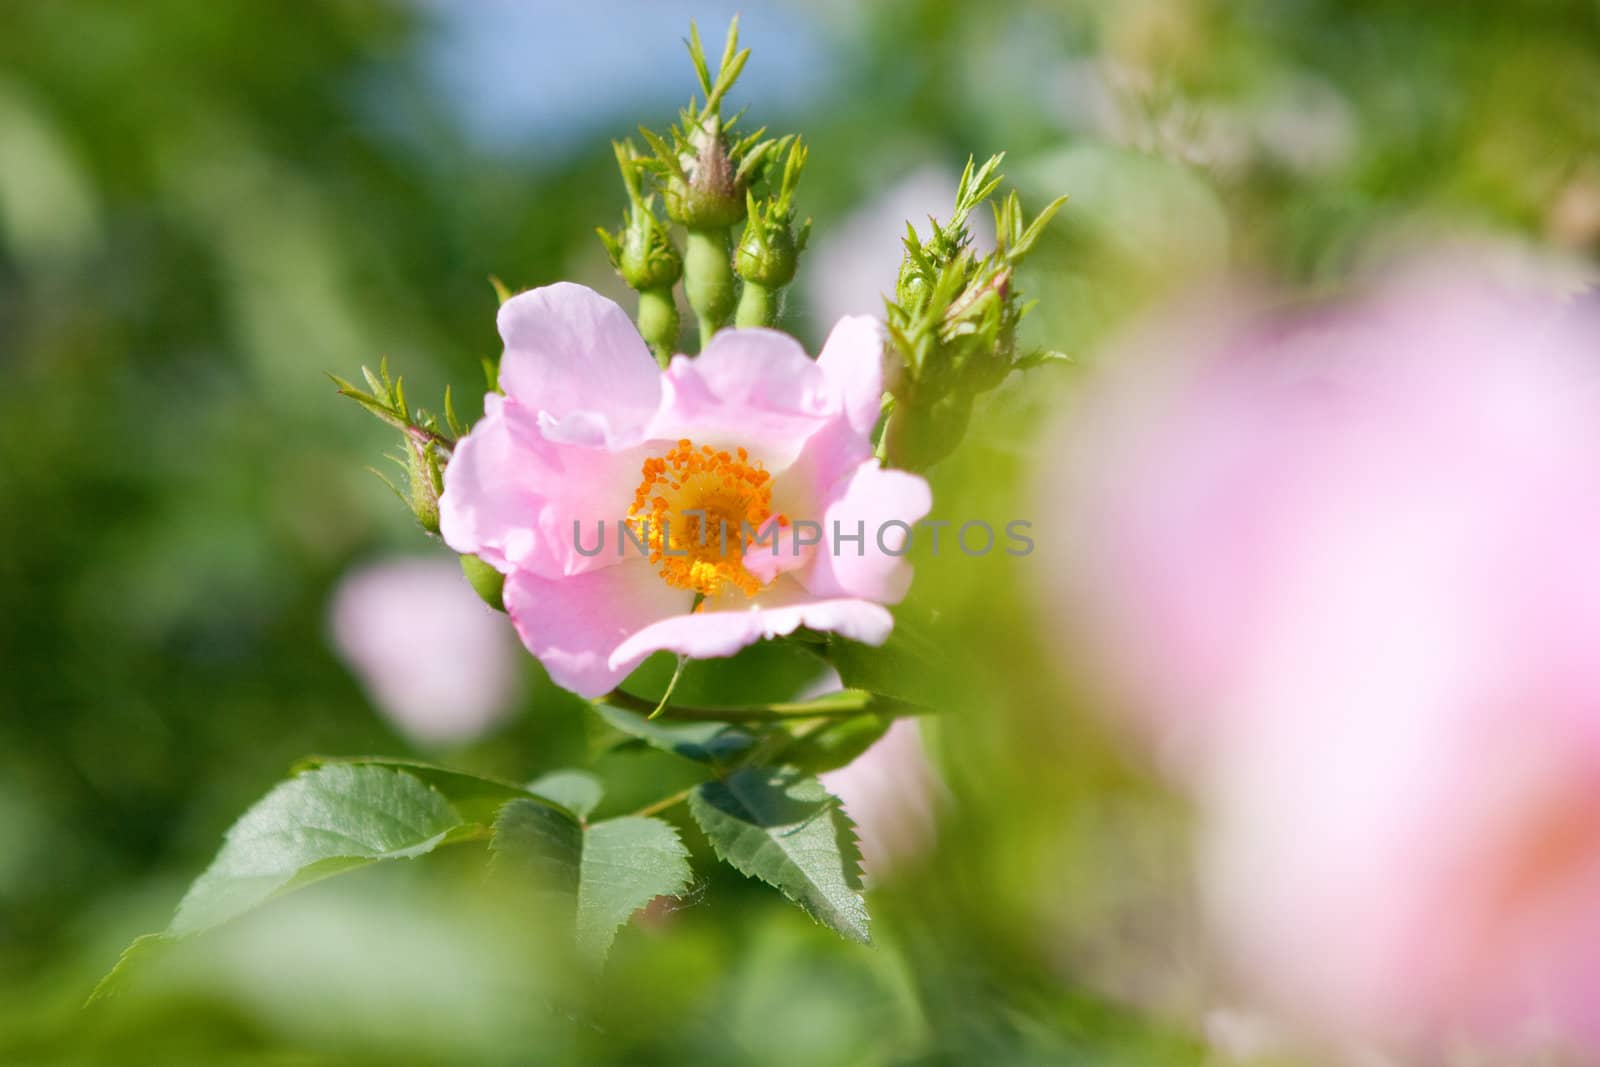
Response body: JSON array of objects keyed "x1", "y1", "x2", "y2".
[{"x1": 628, "y1": 439, "x2": 785, "y2": 598}]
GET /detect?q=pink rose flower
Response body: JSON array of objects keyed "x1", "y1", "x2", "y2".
[
  {"x1": 1055, "y1": 262, "x2": 1600, "y2": 771},
  {"x1": 439, "y1": 282, "x2": 931, "y2": 698},
  {"x1": 329, "y1": 555, "x2": 523, "y2": 745},
  {"x1": 1050, "y1": 257, "x2": 1600, "y2": 1055}
]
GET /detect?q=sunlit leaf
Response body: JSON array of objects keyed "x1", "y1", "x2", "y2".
[
  {"x1": 169, "y1": 764, "x2": 470, "y2": 938},
  {"x1": 822, "y1": 613, "x2": 948, "y2": 709},
  {"x1": 689, "y1": 768, "x2": 869, "y2": 943},
  {"x1": 528, "y1": 769, "x2": 604, "y2": 820},
  {"x1": 94, "y1": 764, "x2": 492, "y2": 1000},
  {"x1": 292, "y1": 755, "x2": 542, "y2": 824},
  {"x1": 492, "y1": 801, "x2": 692, "y2": 961}
]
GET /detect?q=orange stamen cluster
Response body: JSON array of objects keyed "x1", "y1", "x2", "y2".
[{"x1": 629, "y1": 439, "x2": 781, "y2": 597}]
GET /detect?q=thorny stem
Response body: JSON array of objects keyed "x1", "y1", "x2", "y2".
[{"x1": 405, "y1": 423, "x2": 454, "y2": 456}]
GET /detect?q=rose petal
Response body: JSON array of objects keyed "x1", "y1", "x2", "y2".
[
  {"x1": 650, "y1": 328, "x2": 836, "y2": 470},
  {"x1": 745, "y1": 416, "x2": 876, "y2": 585},
  {"x1": 439, "y1": 394, "x2": 652, "y2": 578},
  {"x1": 502, "y1": 559, "x2": 692, "y2": 699},
  {"x1": 610, "y1": 577, "x2": 893, "y2": 667},
  {"x1": 498, "y1": 282, "x2": 661, "y2": 442},
  {"x1": 816, "y1": 314, "x2": 888, "y2": 436},
  {"x1": 798, "y1": 462, "x2": 932, "y2": 604}
]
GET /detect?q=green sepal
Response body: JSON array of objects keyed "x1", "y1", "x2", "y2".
[
  {"x1": 288, "y1": 755, "x2": 553, "y2": 825},
  {"x1": 460, "y1": 554, "x2": 506, "y2": 612}
]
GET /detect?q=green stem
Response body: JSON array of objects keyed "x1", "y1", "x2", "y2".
[
  {"x1": 629, "y1": 786, "x2": 695, "y2": 819},
  {"x1": 684, "y1": 227, "x2": 736, "y2": 349},
  {"x1": 734, "y1": 280, "x2": 778, "y2": 328},
  {"x1": 636, "y1": 286, "x2": 679, "y2": 367},
  {"x1": 601, "y1": 688, "x2": 928, "y2": 723},
  {"x1": 331, "y1": 376, "x2": 455, "y2": 455},
  {"x1": 648, "y1": 654, "x2": 689, "y2": 719}
]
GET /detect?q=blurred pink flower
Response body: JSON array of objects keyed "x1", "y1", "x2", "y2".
[
  {"x1": 821, "y1": 718, "x2": 944, "y2": 884},
  {"x1": 439, "y1": 283, "x2": 929, "y2": 698},
  {"x1": 329, "y1": 555, "x2": 522, "y2": 745},
  {"x1": 1056, "y1": 262, "x2": 1600, "y2": 769},
  {"x1": 1050, "y1": 258, "x2": 1600, "y2": 1055}
]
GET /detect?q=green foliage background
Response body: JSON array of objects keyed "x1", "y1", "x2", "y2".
[{"x1": 1, "y1": 1, "x2": 1595, "y2": 1063}]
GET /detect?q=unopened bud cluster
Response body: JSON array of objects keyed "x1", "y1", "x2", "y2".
[
  {"x1": 601, "y1": 18, "x2": 811, "y2": 353},
  {"x1": 881, "y1": 155, "x2": 1067, "y2": 470}
]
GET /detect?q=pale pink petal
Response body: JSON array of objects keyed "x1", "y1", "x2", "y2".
[
  {"x1": 439, "y1": 394, "x2": 651, "y2": 578},
  {"x1": 1046, "y1": 250, "x2": 1600, "y2": 1056},
  {"x1": 610, "y1": 577, "x2": 893, "y2": 668},
  {"x1": 650, "y1": 328, "x2": 836, "y2": 469},
  {"x1": 745, "y1": 417, "x2": 874, "y2": 585},
  {"x1": 438, "y1": 394, "x2": 543, "y2": 572},
  {"x1": 502, "y1": 559, "x2": 692, "y2": 699},
  {"x1": 799, "y1": 462, "x2": 932, "y2": 604},
  {"x1": 329, "y1": 556, "x2": 522, "y2": 745},
  {"x1": 738, "y1": 516, "x2": 808, "y2": 587},
  {"x1": 815, "y1": 315, "x2": 888, "y2": 436},
  {"x1": 497, "y1": 282, "x2": 660, "y2": 441}
]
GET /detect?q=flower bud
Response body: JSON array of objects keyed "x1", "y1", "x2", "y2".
[
  {"x1": 881, "y1": 156, "x2": 1065, "y2": 469},
  {"x1": 735, "y1": 215, "x2": 798, "y2": 289},
  {"x1": 663, "y1": 117, "x2": 747, "y2": 231},
  {"x1": 608, "y1": 202, "x2": 682, "y2": 292},
  {"x1": 404, "y1": 436, "x2": 444, "y2": 535},
  {"x1": 599, "y1": 141, "x2": 683, "y2": 293},
  {"x1": 881, "y1": 393, "x2": 973, "y2": 472},
  {"x1": 732, "y1": 139, "x2": 809, "y2": 328},
  {"x1": 944, "y1": 265, "x2": 1015, "y2": 394}
]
